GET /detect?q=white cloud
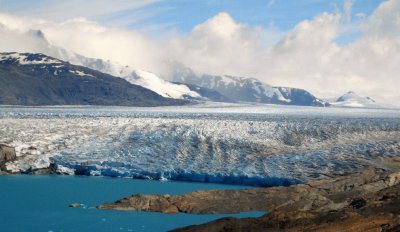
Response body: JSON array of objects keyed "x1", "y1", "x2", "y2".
[
  {"x1": 166, "y1": 2, "x2": 400, "y2": 105},
  {"x1": 355, "y1": 12, "x2": 366, "y2": 19},
  {"x1": 268, "y1": 0, "x2": 276, "y2": 7},
  {"x1": 343, "y1": 0, "x2": 353, "y2": 22},
  {"x1": 0, "y1": 13, "x2": 168, "y2": 74},
  {"x1": 45, "y1": 18, "x2": 165, "y2": 72},
  {"x1": 0, "y1": 22, "x2": 55, "y2": 55},
  {"x1": 0, "y1": 0, "x2": 399, "y2": 106},
  {"x1": 0, "y1": 0, "x2": 158, "y2": 25},
  {"x1": 167, "y1": 11, "x2": 342, "y2": 95},
  {"x1": 168, "y1": 12, "x2": 281, "y2": 77},
  {"x1": 362, "y1": 0, "x2": 400, "y2": 38}
]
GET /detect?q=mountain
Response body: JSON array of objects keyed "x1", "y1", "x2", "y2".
[
  {"x1": 0, "y1": 52, "x2": 185, "y2": 106},
  {"x1": 336, "y1": 91, "x2": 375, "y2": 104},
  {"x1": 171, "y1": 65, "x2": 329, "y2": 107},
  {"x1": 0, "y1": 29, "x2": 326, "y2": 106},
  {"x1": 0, "y1": 29, "x2": 327, "y2": 106},
  {"x1": 331, "y1": 91, "x2": 377, "y2": 108},
  {"x1": 43, "y1": 46, "x2": 229, "y2": 102},
  {"x1": 0, "y1": 28, "x2": 226, "y2": 102},
  {"x1": 174, "y1": 82, "x2": 234, "y2": 102}
]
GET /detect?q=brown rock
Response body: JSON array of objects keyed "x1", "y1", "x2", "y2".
[
  {"x1": 97, "y1": 165, "x2": 400, "y2": 231},
  {"x1": 393, "y1": 157, "x2": 400, "y2": 163},
  {"x1": 0, "y1": 144, "x2": 16, "y2": 170},
  {"x1": 0, "y1": 144, "x2": 16, "y2": 162},
  {"x1": 69, "y1": 203, "x2": 81, "y2": 208},
  {"x1": 98, "y1": 169, "x2": 400, "y2": 215}
]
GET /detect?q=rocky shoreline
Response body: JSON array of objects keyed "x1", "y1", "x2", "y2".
[
  {"x1": 98, "y1": 158, "x2": 400, "y2": 231},
  {"x1": 0, "y1": 144, "x2": 60, "y2": 175}
]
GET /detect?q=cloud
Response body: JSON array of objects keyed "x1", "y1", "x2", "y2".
[
  {"x1": 44, "y1": 18, "x2": 165, "y2": 72},
  {"x1": 0, "y1": 0, "x2": 158, "y2": 25},
  {"x1": 168, "y1": 12, "x2": 282, "y2": 77},
  {"x1": 0, "y1": 13, "x2": 168, "y2": 74},
  {"x1": 268, "y1": 0, "x2": 276, "y2": 7},
  {"x1": 0, "y1": 23, "x2": 52, "y2": 54},
  {"x1": 0, "y1": 0, "x2": 399, "y2": 106},
  {"x1": 168, "y1": 11, "x2": 342, "y2": 93},
  {"x1": 362, "y1": 0, "x2": 400, "y2": 38},
  {"x1": 167, "y1": 1, "x2": 400, "y2": 105},
  {"x1": 343, "y1": 0, "x2": 353, "y2": 22},
  {"x1": 256, "y1": 0, "x2": 400, "y2": 105},
  {"x1": 355, "y1": 13, "x2": 366, "y2": 19}
]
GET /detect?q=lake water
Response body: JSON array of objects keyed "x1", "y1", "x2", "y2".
[{"x1": 0, "y1": 175, "x2": 264, "y2": 232}]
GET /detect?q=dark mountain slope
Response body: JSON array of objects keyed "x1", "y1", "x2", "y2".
[{"x1": 0, "y1": 53, "x2": 185, "y2": 106}]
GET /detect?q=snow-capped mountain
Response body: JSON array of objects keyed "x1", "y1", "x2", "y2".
[
  {"x1": 29, "y1": 42, "x2": 226, "y2": 102},
  {"x1": 0, "y1": 52, "x2": 184, "y2": 106},
  {"x1": 172, "y1": 65, "x2": 329, "y2": 107},
  {"x1": 331, "y1": 91, "x2": 378, "y2": 108},
  {"x1": 0, "y1": 29, "x2": 329, "y2": 106},
  {"x1": 0, "y1": 28, "x2": 227, "y2": 102}
]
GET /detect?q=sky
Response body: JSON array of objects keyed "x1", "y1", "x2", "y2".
[{"x1": 0, "y1": 0, "x2": 399, "y2": 105}]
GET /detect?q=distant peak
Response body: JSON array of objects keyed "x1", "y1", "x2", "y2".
[
  {"x1": 336, "y1": 90, "x2": 376, "y2": 105},
  {"x1": 366, "y1": 96, "x2": 376, "y2": 102},
  {"x1": 28, "y1": 29, "x2": 46, "y2": 39}
]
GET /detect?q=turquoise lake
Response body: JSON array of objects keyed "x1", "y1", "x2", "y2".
[{"x1": 0, "y1": 175, "x2": 264, "y2": 232}]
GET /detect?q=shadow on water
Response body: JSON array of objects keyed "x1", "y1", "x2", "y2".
[{"x1": 69, "y1": 163, "x2": 302, "y2": 187}]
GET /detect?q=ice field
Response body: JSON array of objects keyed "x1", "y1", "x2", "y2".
[{"x1": 1, "y1": 103, "x2": 400, "y2": 186}]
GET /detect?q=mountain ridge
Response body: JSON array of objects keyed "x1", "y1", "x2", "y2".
[
  {"x1": 0, "y1": 52, "x2": 186, "y2": 106},
  {"x1": 331, "y1": 91, "x2": 379, "y2": 108},
  {"x1": 44, "y1": 47, "x2": 231, "y2": 102},
  {"x1": 171, "y1": 65, "x2": 329, "y2": 107},
  {"x1": 0, "y1": 28, "x2": 331, "y2": 107}
]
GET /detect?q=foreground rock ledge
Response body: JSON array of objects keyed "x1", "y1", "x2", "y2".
[
  {"x1": 98, "y1": 167, "x2": 400, "y2": 231},
  {"x1": 0, "y1": 144, "x2": 16, "y2": 173}
]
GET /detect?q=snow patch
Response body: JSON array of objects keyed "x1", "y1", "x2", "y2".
[
  {"x1": 128, "y1": 70, "x2": 200, "y2": 99},
  {"x1": 54, "y1": 53, "x2": 202, "y2": 100},
  {"x1": 69, "y1": 70, "x2": 95, "y2": 78}
]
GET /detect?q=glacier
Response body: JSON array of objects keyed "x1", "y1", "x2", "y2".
[{"x1": 1, "y1": 103, "x2": 400, "y2": 186}]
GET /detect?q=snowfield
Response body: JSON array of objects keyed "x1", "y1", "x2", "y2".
[{"x1": 1, "y1": 103, "x2": 400, "y2": 186}]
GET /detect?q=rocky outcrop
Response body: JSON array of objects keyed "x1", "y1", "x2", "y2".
[
  {"x1": 69, "y1": 203, "x2": 82, "y2": 208},
  {"x1": 98, "y1": 163, "x2": 400, "y2": 231},
  {"x1": 173, "y1": 182, "x2": 400, "y2": 232},
  {"x1": 21, "y1": 165, "x2": 58, "y2": 175},
  {"x1": 0, "y1": 144, "x2": 16, "y2": 171},
  {"x1": 175, "y1": 184, "x2": 400, "y2": 232},
  {"x1": 97, "y1": 169, "x2": 400, "y2": 214},
  {"x1": 0, "y1": 146, "x2": 58, "y2": 174}
]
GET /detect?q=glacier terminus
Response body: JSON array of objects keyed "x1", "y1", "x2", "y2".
[{"x1": 1, "y1": 103, "x2": 399, "y2": 187}]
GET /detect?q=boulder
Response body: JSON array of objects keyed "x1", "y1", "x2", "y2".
[
  {"x1": 69, "y1": 203, "x2": 81, "y2": 208},
  {"x1": 0, "y1": 144, "x2": 16, "y2": 169}
]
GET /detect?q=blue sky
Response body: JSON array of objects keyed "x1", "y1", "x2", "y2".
[
  {"x1": 118, "y1": 0, "x2": 384, "y2": 44},
  {"x1": 0, "y1": 0, "x2": 384, "y2": 35},
  {"x1": 126, "y1": 0, "x2": 382, "y2": 31}
]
